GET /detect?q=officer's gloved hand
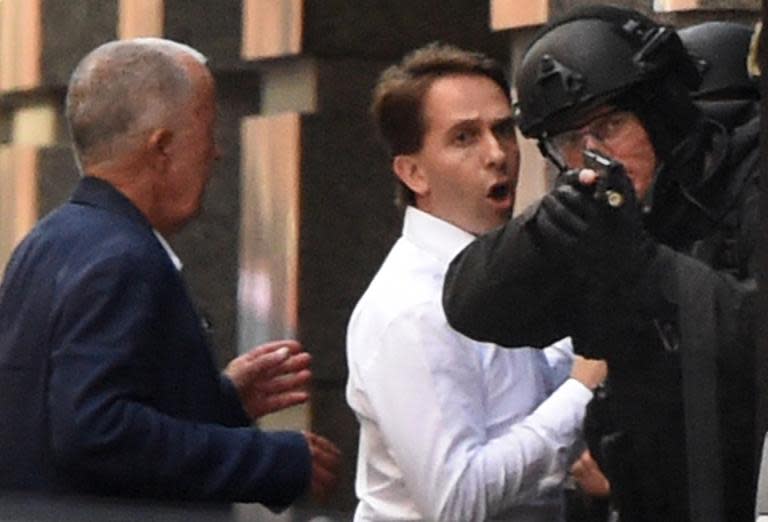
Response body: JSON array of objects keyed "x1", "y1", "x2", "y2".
[{"x1": 529, "y1": 168, "x2": 658, "y2": 288}]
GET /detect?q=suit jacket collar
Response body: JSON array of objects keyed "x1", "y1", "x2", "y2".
[{"x1": 70, "y1": 176, "x2": 152, "y2": 231}]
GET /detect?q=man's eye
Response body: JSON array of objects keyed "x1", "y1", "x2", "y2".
[
  {"x1": 493, "y1": 120, "x2": 516, "y2": 139},
  {"x1": 596, "y1": 114, "x2": 626, "y2": 140},
  {"x1": 454, "y1": 129, "x2": 476, "y2": 145}
]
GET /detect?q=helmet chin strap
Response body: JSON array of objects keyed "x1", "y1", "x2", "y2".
[{"x1": 537, "y1": 138, "x2": 569, "y2": 173}]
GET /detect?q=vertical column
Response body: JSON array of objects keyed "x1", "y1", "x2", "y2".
[
  {"x1": 654, "y1": 0, "x2": 699, "y2": 9},
  {"x1": 237, "y1": 1, "x2": 309, "y2": 435},
  {"x1": 488, "y1": 0, "x2": 552, "y2": 210},
  {"x1": 0, "y1": 0, "x2": 44, "y2": 273},
  {"x1": 1, "y1": 0, "x2": 125, "y2": 273},
  {"x1": 0, "y1": 0, "x2": 41, "y2": 92},
  {"x1": 237, "y1": 3, "x2": 399, "y2": 510},
  {"x1": 0, "y1": 148, "x2": 37, "y2": 277},
  {"x1": 118, "y1": 0, "x2": 164, "y2": 38},
  {"x1": 295, "y1": 60, "x2": 401, "y2": 512},
  {"x1": 238, "y1": 113, "x2": 302, "y2": 422},
  {"x1": 242, "y1": 0, "x2": 302, "y2": 59},
  {"x1": 654, "y1": 0, "x2": 759, "y2": 10},
  {"x1": 490, "y1": 0, "x2": 548, "y2": 30}
]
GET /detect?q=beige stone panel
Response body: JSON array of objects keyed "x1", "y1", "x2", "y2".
[
  {"x1": 118, "y1": 0, "x2": 164, "y2": 39},
  {"x1": 12, "y1": 104, "x2": 56, "y2": 146},
  {"x1": 238, "y1": 113, "x2": 308, "y2": 431},
  {"x1": 0, "y1": 146, "x2": 37, "y2": 276},
  {"x1": 514, "y1": 130, "x2": 549, "y2": 215},
  {"x1": 491, "y1": 0, "x2": 548, "y2": 30},
  {"x1": 242, "y1": 0, "x2": 302, "y2": 60},
  {"x1": 0, "y1": 0, "x2": 41, "y2": 92},
  {"x1": 654, "y1": 0, "x2": 759, "y2": 10},
  {"x1": 653, "y1": 0, "x2": 698, "y2": 10},
  {"x1": 259, "y1": 58, "x2": 316, "y2": 115}
]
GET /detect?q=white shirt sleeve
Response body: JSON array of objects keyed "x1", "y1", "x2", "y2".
[
  {"x1": 357, "y1": 301, "x2": 592, "y2": 521},
  {"x1": 542, "y1": 337, "x2": 575, "y2": 392}
]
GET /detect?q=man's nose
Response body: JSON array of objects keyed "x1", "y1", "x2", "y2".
[
  {"x1": 582, "y1": 133, "x2": 606, "y2": 153},
  {"x1": 484, "y1": 131, "x2": 506, "y2": 167}
]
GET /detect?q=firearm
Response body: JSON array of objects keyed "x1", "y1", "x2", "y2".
[
  {"x1": 539, "y1": 138, "x2": 632, "y2": 209},
  {"x1": 581, "y1": 149, "x2": 626, "y2": 208}
]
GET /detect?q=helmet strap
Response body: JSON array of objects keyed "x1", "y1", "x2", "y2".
[{"x1": 537, "y1": 138, "x2": 569, "y2": 173}]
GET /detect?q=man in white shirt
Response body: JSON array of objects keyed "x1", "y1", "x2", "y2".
[{"x1": 345, "y1": 43, "x2": 607, "y2": 521}]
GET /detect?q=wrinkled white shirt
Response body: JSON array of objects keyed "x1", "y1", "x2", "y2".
[{"x1": 346, "y1": 207, "x2": 592, "y2": 522}]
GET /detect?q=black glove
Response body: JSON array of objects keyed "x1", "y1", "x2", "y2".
[{"x1": 528, "y1": 168, "x2": 657, "y2": 288}]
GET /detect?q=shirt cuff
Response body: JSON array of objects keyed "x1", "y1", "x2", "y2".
[{"x1": 533, "y1": 378, "x2": 593, "y2": 431}]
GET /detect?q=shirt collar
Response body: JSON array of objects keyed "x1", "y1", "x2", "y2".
[
  {"x1": 402, "y1": 206, "x2": 476, "y2": 265},
  {"x1": 153, "y1": 230, "x2": 183, "y2": 271}
]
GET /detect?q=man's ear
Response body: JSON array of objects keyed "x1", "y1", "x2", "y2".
[
  {"x1": 146, "y1": 128, "x2": 173, "y2": 170},
  {"x1": 393, "y1": 154, "x2": 429, "y2": 197}
]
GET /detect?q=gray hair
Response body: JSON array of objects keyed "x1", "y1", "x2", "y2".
[{"x1": 65, "y1": 38, "x2": 208, "y2": 167}]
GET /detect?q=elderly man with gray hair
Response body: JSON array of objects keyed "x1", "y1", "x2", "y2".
[{"x1": 0, "y1": 38, "x2": 339, "y2": 507}]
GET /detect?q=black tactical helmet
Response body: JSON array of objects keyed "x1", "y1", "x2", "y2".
[
  {"x1": 679, "y1": 21, "x2": 758, "y2": 129},
  {"x1": 679, "y1": 21, "x2": 757, "y2": 101},
  {"x1": 515, "y1": 5, "x2": 701, "y2": 139}
]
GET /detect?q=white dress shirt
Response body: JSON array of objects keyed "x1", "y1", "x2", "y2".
[
  {"x1": 153, "y1": 230, "x2": 183, "y2": 271},
  {"x1": 346, "y1": 207, "x2": 593, "y2": 522}
]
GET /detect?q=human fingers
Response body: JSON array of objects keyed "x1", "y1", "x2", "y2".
[
  {"x1": 310, "y1": 474, "x2": 335, "y2": 503},
  {"x1": 578, "y1": 168, "x2": 598, "y2": 186},
  {"x1": 257, "y1": 369, "x2": 312, "y2": 393},
  {"x1": 243, "y1": 339, "x2": 302, "y2": 360},
  {"x1": 257, "y1": 391, "x2": 310, "y2": 415},
  {"x1": 571, "y1": 357, "x2": 607, "y2": 390},
  {"x1": 571, "y1": 451, "x2": 610, "y2": 496},
  {"x1": 310, "y1": 445, "x2": 341, "y2": 502},
  {"x1": 311, "y1": 463, "x2": 339, "y2": 499},
  {"x1": 539, "y1": 190, "x2": 588, "y2": 240},
  {"x1": 306, "y1": 432, "x2": 342, "y2": 461},
  {"x1": 224, "y1": 347, "x2": 293, "y2": 391},
  {"x1": 273, "y1": 352, "x2": 312, "y2": 375},
  {"x1": 245, "y1": 346, "x2": 293, "y2": 378}
]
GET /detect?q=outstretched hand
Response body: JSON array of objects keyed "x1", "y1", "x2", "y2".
[
  {"x1": 303, "y1": 431, "x2": 342, "y2": 504},
  {"x1": 225, "y1": 339, "x2": 312, "y2": 420}
]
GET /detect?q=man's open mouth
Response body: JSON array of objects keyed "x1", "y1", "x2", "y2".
[{"x1": 487, "y1": 182, "x2": 511, "y2": 201}]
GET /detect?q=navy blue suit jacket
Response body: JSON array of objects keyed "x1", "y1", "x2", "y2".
[{"x1": 0, "y1": 177, "x2": 310, "y2": 505}]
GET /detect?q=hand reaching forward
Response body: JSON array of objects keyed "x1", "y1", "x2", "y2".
[
  {"x1": 570, "y1": 355, "x2": 607, "y2": 391},
  {"x1": 570, "y1": 449, "x2": 611, "y2": 497},
  {"x1": 303, "y1": 431, "x2": 342, "y2": 504},
  {"x1": 225, "y1": 340, "x2": 312, "y2": 420}
]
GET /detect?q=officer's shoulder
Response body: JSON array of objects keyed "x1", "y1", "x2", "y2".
[{"x1": 730, "y1": 115, "x2": 760, "y2": 152}]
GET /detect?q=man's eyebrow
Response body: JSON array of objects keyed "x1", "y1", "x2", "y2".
[
  {"x1": 491, "y1": 116, "x2": 516, "y2": 132},
  {"x1": 442, "y1": 114, "x2": 515, "y2": 135},
  {"x1": 448, "y1": 116, "x2": 481, "y2": 127},
  {"x1": 442, "y1": 117, "x2": 481, "y2": 136},
  {"x1": 492, "y1": 115, "x2": 515, "y2": 126}
]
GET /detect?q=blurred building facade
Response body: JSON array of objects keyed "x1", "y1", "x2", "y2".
[{"x1": 0, "y1": 0, "x2": 759, "y2": 514}]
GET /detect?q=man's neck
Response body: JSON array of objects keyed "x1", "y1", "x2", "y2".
[{"x1": 85, "y1": 161, "x2": 168, "y2": 235}]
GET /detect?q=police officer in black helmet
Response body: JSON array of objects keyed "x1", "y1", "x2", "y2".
[
  {"x1": 443, "y1": 5, "x2": 760, "y2": 522},
  {"x1": 679, "y1": 21, "x2": 759, "y2": 131}
]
